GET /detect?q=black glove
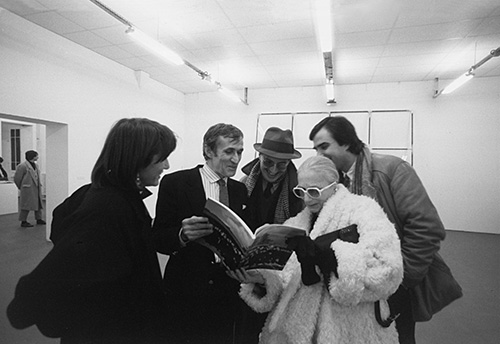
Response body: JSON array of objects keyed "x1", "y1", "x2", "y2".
[
  {"x1": 287, "y1": 236, "x2": 320, "y2": 286},
  {"x1": 314, "y1": 234, "x2": 339, "y2": 279}
]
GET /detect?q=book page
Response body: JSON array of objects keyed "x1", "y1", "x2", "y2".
[
  {"x1": 240, "y1": 224, "x2": 306, "y2": 270},
  {"x1": 254, "y1": 224, "x2": 306, "y2": 240},
  {"x1": 203, "y1": 197, "x2": 255, "y2": 250}
]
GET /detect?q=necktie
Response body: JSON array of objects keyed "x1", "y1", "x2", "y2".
[
  {"x1": 263, "y1": 182, "x2": 273, "y2": 199},
  {"x1": 217, "y1": 178, "x2": 229, "y2": 206}
]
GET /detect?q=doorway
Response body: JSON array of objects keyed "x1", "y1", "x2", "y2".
[{"x1": 0, "y1": 113, "x2": 68, "y2": 241}]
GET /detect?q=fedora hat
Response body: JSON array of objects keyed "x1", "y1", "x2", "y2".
[{"x1": 254, "y1": 127, "x2": 301, "y2": 159}]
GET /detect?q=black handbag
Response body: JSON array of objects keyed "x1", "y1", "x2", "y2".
[{"x1": 409, "y1": 253, "x2": 463, "y2": 322}]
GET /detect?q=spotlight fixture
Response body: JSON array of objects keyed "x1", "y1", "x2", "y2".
[
  {"x1": 434, "y1": 46, "x2": 500, "y2": 98},
  {"x1": 324, "y1": 50, "x2": 335, "y2": 104},
  {"x1": 196, "y1": 68, "x2": 248, "y2": 104},
  {"x1": 325, "y1": 78, "x2": 336, "y2": 104}
]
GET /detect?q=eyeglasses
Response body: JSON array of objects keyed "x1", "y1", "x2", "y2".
[
  {"x1": 261, "y1": 156, "x2": 289, "y2": 171},
  {"x1": 293, "y1": 181, "x2": 337, "y2": 199}
]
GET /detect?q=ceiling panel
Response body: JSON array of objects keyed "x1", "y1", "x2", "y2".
[
  {"x1": 24, "y1": 11, "x2": 84, "y2": 34},
  {"x1": 0, "y1": 0, "x2": 498, "y2": 95}
]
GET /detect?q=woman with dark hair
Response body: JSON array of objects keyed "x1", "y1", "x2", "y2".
[{"x1": 8, "y1": 118, "x2": 177, "y2": 343}]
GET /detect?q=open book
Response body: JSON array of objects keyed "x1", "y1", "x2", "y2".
[{"x1": 198, "y1": 197, "x2": 306, "y2": 270}]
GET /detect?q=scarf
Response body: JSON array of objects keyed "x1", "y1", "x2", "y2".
[
  {"x1": 352, "y1": 146, "x2": 378, "y2": 200},
  {"x1": 244, "y1": 159, "x2": 291, "y2": 224}
]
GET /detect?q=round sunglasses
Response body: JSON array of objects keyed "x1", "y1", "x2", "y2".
[{"x1": 293, "y1": 181, "x2": 338, "y2": 199}]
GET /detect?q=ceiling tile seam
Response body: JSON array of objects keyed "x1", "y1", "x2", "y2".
[{"x1": 370, "y1": 7, "x2": 403, "y2": 84}]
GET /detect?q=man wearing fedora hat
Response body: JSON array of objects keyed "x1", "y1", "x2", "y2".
[
  {"x1": 241, "y1": 127, "x2": 304, "y2": 231},
  {"x1": 237, "y1": 127, "x2": 304, "y2": 343}
]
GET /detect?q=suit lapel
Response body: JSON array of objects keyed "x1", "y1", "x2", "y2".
[
  {"x1": 227, "y1": 179, "x2": 245, "y2": 215},
  {"x1": 184, "y1": 166, "x2": 207, "y2": 212}
]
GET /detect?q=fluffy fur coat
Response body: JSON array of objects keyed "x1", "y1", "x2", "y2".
[{"x1": 240, "y1": 185, "x2": 403, "y2": 344}]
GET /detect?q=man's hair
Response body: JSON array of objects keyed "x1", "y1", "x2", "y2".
[
  {"x1": 91, "y1": 118, "x2": 177, "y2": 189},
  {"x1": 309, "y1": 116, "x2": 365, "y2": 154},
  {"x1": 25, "y1": 150, "x2": 38, "y2": 161},
  {"x1": 203, "y1": 123, "x2": 243, "y2": 160},
  {"x1": 298, "y1": 156, "x2": 339, "y2": 184}
]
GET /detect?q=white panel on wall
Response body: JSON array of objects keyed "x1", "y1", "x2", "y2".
[
  {"x1": 256, "y1": 114, "x2": 293, "y2": 143},
  {"x1": 370, "y1": 111, "x2": 412, "y2": 149},
  {"x1": 335, "y1": 112, "x2": 370, "y2": 144},
  {"x1": 293, "y1": 112, "x2": 329, "y2": 148}
]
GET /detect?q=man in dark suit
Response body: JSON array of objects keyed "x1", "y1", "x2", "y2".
[{"x1": 153, "y1": 123, "x2": 248, "y2": 343}]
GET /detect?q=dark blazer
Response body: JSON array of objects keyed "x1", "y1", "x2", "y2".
[
  {"x1": 7, "y1": 186, "x2": 170, "y2": 343},
  {"x1": 153, "y1": 165, "x2": 248, "y2": 343}
]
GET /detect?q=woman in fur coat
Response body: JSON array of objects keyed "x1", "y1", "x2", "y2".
[{"x1": 230, "y1": 156, "x2": 403, "y2": 344}]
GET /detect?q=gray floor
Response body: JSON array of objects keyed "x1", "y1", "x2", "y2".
[{"x1": 1, "y1": 211, "x2": 499, "y2": 343}]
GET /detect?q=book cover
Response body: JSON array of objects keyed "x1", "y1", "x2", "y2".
[{"x1": 199, "y1": 198, "x2": 306, "y2": 270}]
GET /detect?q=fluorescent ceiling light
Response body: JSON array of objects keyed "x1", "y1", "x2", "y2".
[
  {"x1": 434, "y1": 46, "x2": 499, "y2": 98},
  {"x1": 441, "y1": 72, "x2": 474, "y2": 94},
  {"x1": 315, "y1": 0, "x2": 333, "y2": 52},
  {"x1": 126, "y1": 27, "x2": 184, "y2": 66}
]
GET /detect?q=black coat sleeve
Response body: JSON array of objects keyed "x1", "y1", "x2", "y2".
[{"x1": 7, "y1": 193, "x2": 143, "y2": 338}]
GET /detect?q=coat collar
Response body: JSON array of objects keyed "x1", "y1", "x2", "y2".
[{"x1": 24, "y1": 160, "x2": 39, "y2": 184}]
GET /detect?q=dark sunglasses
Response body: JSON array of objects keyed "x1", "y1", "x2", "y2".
[{"x1": 261, "y1": 157, "x2": 289, "y2": 171}]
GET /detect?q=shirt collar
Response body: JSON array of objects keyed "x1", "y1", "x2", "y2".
[
  {"x1": 346, "y1": 161, "x2": 356, "y2": 180},
  {"x1": 202, "y1": 164, "x2": 226, "y2": 183}
]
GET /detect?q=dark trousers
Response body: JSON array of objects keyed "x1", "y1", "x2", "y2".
[
  {"x1": 235, "y1": 304, "x2": 267, "y2": 344},
  {"x1": 389, "y1": 286, "x2": 416, "y2": 344},
  {"x1": 19, "y1": 209, "x2": 43, "y2": 222}
]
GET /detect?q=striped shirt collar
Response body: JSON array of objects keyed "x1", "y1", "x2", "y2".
[{"x1": 201, "y1": 164, "x2": 226, "y2": 184}]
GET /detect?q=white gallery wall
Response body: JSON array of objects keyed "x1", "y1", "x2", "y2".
[{"x1": 1, "y1": 9, "x2": 499, "y2": 235}]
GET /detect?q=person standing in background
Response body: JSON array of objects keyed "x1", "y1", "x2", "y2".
[
  {"x1": 0, "y1": 156, "x2": 9, "y2": 180},
  {"x1": 14, "y1": 150, "x2": 45, "y2": 227}
]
